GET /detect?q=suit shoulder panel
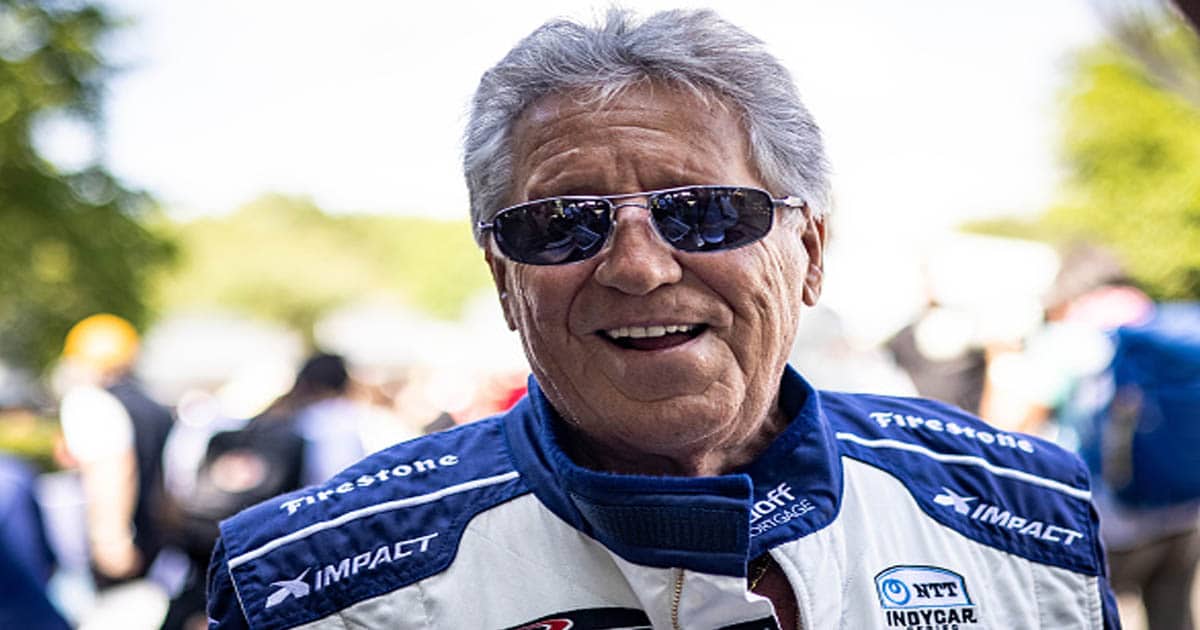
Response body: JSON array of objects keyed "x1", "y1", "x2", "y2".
[
  {"x1": 216, "y1": 417, "x2": 529, "y2": 629},
  {"x1": 820, "y1": 391, "x2": 1104, "y2": 575}
]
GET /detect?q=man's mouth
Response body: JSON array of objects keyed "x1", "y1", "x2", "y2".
[{"x1": 599, "y1": 323, "x2": 706, "y2": 351}]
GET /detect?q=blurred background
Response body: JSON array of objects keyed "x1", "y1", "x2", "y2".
[{"x1": 2, "y1": 0, "x2": 1199, "y2": 628}]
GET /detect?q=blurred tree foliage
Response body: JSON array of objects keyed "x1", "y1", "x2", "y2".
[
  {"x1": 0, "y1": 0, "x2": 174, "y2": 374},
  {"x1": 0, "y1": 410, "x2": 58, "y2": 471},
  {"x1": 156, "y1": 194, "x2": 491, "y2": 334},
  {"x1": 967, "y1": 22, "x2": 1200, "y2": 300}
]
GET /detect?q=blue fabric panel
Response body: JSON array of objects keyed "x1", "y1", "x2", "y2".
[
  {"x1": 741, "y1": 369, "x2": 843, "y2": 558},
  {"x1": 220, "y1": 418, "x2": 517, "y2": 559},
  {"x1": 822, "y1": 392, "x2": 1102, "y2": 575},
  {"x1": 1099, "y1": 575, "x2": 1121, "y2": 630},
  {"x1": 219, "y1": 419, "x2": 528, "y2": 629},
  {"x1": 207, "y1": 539, "x2": 250, "y2": 630},
  {"x1": 822, "y1": 392, "x2": 1086, "y2": 483},
  {"x1": 505, "y1": 368, "x2": 842, "y2": 576}
]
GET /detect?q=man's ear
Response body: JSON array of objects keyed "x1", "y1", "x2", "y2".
[
  {"x1": 485, "y1": 250, "x2": 518, "y2": 331},
  {"x1": 801, "y1": 210, "x2": 827, "y2": 307}
]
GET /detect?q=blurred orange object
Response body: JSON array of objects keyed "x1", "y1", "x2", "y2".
[{"x1": 62, "y1": 314, "x2": 140, "y2": 373}]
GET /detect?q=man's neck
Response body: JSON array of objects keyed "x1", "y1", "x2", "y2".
[{"x1": 560, "y1": 404, "x2": 790, "y2": 477}]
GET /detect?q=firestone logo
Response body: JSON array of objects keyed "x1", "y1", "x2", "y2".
[
  {"x1": 279, "y1": 454, "x2": 460, "y2": 515},
  {"x1": 869, "y1": 411, "x2": 1036, "y2": 454}
]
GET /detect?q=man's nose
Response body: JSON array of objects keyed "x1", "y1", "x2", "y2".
[{"x1": 593, "y1": 207, "x2": 683, "y2": 295}]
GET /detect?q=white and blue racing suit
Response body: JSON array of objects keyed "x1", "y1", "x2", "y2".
[{"x1": 207, "y1": 367, "x2": 1120, "y2": 629}]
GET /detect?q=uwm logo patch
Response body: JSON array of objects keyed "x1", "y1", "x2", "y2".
[{"x1": 505, "y1": 607, "x2": 651, "y2": 630}]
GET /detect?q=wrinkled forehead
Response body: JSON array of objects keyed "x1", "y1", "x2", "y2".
[{"x1": 504, "y1": 82, "x2": 754, "y2": 204}]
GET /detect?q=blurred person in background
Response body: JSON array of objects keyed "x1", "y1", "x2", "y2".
[
  {"x1": 57, "y1": 313, "x2": 174, "y2": 591},
  {"x1": 788, "y1": 304, "x2": 917, "y2": 396},
  {"x1": 280, "y1": 352, "x2": 368, "y2": 487},
  {"x1": 886, "y1": 298, "x2": 989, "y2": 416},
  {"x1": 207, "y1": 8, "x2": 1118, "y2": 628},
  {"x1": 998, "y1": 244, "x2": 1200, "y2": 630},
  {"x1": 988, "y1": 243, "x2": 1200, "y2": 629},
  {"x1": 160, "y1": 352, "x2": 367, "y2": 630},
  {"x1": 993, "y1": 245, "x2": 1154, "y2": 441}
]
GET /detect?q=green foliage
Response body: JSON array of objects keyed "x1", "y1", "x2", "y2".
[
  {"x1": 156, "y1": 195, "x2": 491, "y2": 333},
  {"x1": 960, "y1": 217, "x2": 1049, "y2": 242},
  {"x1": 1042, "y1": 41, "x2": 1200, "y2": 299},
  {"x1": 0, "y1": 411, "x2": 59, "y2": 472},
  {"x1": 0, "y1": 0, "x2": 175, "y2": 373},
  {"x1": 969, "y1": 27, "x2": 1200, "y2": 300},
  {"x1": 345, "y1": 213, "x2": 493, "y2": 320}
]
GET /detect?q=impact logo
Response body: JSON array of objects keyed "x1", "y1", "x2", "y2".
[
  {"x1": 265, "y1": 568, "x2": 311, "y2": 608},
  {"x1": 264, "y1": 532, "x2": 437, "y2": 609},
  {"x1": 933, "y1": 487, "x2": 1084, "y2": 546},
  {"x1": 875, "y1": 565, "x2": 979, "y2": 629}
]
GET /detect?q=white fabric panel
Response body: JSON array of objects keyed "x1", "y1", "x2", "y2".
[
  {"x1": 421, "y1": 493, "x2": 643, "y2": 627},
  {"x1": 783, "y1": 458, "x2": 1103, "y2": 628},
  {"x1": 292, "y1": 584, "x2": 429, "y2": 629}
]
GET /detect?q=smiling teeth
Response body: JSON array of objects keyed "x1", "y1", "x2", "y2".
[{"x1": 606, "y1": 324, "x2": 698, "y2": 339}]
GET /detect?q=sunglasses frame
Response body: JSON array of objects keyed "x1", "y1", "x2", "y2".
[{"x1": 478, "y1": 185, "x2": 807, "y2": 265}]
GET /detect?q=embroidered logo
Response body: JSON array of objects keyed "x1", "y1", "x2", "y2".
[
  {"x1": 933, "y1": 487, "x2": 975, "y2": 515},
  {"x1": 265, "y1": 568, "x2": 311, "y2": 608},
  {"x1": 875, "y1": 565, "x2": 979, "y2": 628},
  {"x1": 933, "y1": 487, "x2": 1084, "y2": 546},
  {"x1": 263, "y1": 532, "x2": 438, "y2": 610},
  {"x1": 748, "y1": 481, "x2": 815, "y2": 538}
]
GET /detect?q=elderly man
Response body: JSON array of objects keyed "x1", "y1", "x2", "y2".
[{"x1": 207, "y1": 9, "x2": 1119, "y2": 629}]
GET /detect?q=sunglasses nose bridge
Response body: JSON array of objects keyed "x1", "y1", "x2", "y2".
[
  {"x1": 605, "y1": 199, "x2": 665, "y2": 248},
  {"x1": 610, "y1": 199, "x2": 650, "y2": 210},
  {"x1": 593, "y1": 205, "x2": 683, "y2": 294}
]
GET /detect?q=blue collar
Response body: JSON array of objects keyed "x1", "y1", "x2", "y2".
[{"x1": 503, "y1": 365, "x2": 842, "y2": 577}]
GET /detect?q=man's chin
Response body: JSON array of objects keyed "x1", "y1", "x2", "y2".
[
  {"x1": 590, "y1": 339, "x2": 730, "y2": 399},
  {"x1": 564, "y1": 401, "x2": 750, "y2": 476}
]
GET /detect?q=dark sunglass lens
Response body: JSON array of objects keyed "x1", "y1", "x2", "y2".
[
  {"x1": 650, "y1": 187, "x2": 773, "y2": 252},
  {"x1": 493, "y1": 199, "x2": 612, "y2": 265}
]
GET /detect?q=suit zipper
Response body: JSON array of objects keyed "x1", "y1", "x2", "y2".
[
  {"x1": 670, "y1": 568, "x2": 684, "y2": 630},
  {"x1": 768, "y1": 549, "x2": 804, "y2": 630},
  {"x1": 669, "y1": 562, "x2": 802, "y2": 629}
]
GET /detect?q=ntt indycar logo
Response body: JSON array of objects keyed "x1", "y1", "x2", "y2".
[
  {"x1": 264, "y1": 532, "x2": 437, "y2": 609},
  {"x1": 875, "y1": 565, "x2": 980, "y2": 629}
]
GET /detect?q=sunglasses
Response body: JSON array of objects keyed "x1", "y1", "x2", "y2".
[{"x1": 478, "y1": 185, "x2": 805, "y2": 265}]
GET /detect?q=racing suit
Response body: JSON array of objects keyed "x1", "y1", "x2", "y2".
[{"x1": 207, "y1": 367, "x2": 1120, "y2": 629}]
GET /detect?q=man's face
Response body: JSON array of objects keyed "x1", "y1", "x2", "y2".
[{"x1": 487, "y1": 84, "x2": 826, "y2": 470}]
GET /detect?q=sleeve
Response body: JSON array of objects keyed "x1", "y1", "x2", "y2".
[
  {"x1": 207, "y1": 537, "x2": 251, "y2": 630},
  {"x1": 59, "y1": 385, "x2": 134, "y2": 463}
]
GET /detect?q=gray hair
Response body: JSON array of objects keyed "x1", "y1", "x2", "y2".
[{"x1": 463, "y1": 7, "x2": 831, "y2": 246}]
